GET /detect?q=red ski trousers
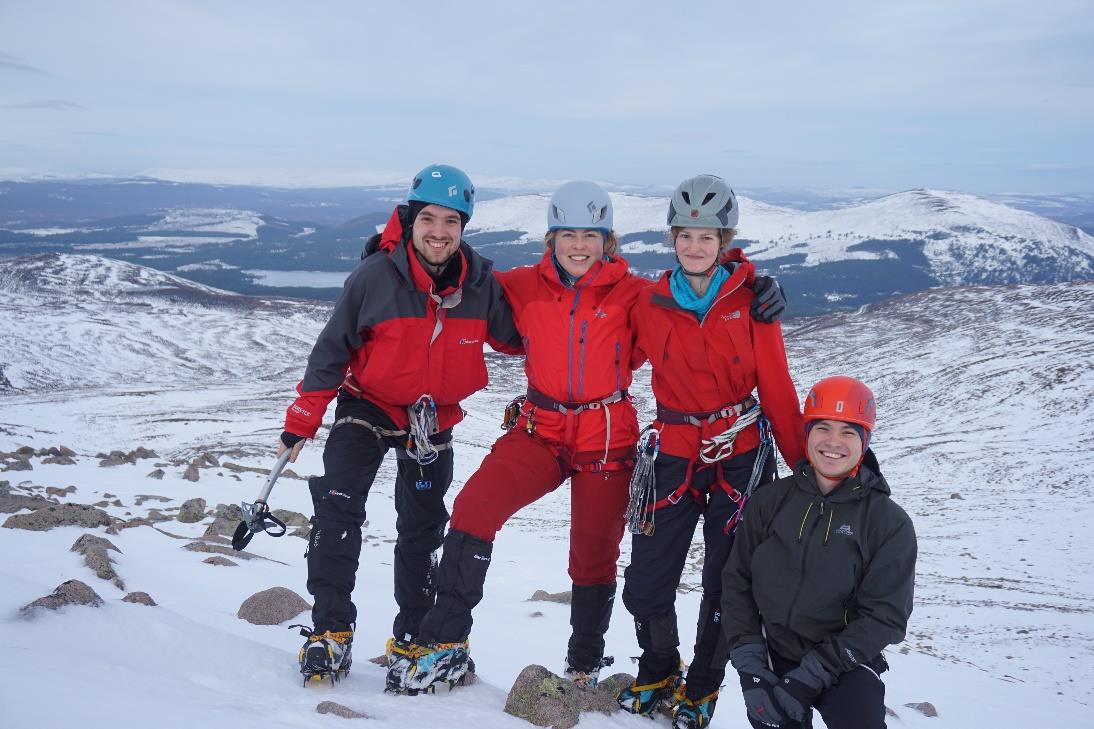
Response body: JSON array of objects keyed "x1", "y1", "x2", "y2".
[{"x1": 450, "y1": 428, "x2": 632, "y2": 586}]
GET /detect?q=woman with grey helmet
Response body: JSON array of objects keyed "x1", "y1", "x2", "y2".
[
  {"x1": 386, "y1": 180, "x2": 651, "y2": 694},
  {"x1": 617, "y1": 174, "x2": 806, "y2": 729}
]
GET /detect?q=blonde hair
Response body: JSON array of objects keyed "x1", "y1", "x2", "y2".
[
  {"x1": 544, "y1": 229, "x2": 619, "y2": 258},
  {"x1": 670, "y1": 227, "x2": 737, "y2": 251}
]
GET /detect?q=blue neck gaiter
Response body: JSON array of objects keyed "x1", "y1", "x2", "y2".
[{"x1": 670, "y1": 264, "x2": 729, "y2": 320}]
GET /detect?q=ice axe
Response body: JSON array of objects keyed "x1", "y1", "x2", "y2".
[{"x1": 231, "y1": 450, "x2": 291, "y2": 551}]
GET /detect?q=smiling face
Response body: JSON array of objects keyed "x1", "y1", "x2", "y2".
[
  {"x1": 552, "y1": 228, "x2": 605, "y2": 278},
  {"x1": 673, "y1": 227, "x2": 721, "y2": 274},
  {"x1": 411, "y1": 204, "x2": 463, "y2": 269},
  {"x1": 807, "y1": 418, "x2": 865, "y2": 492}
]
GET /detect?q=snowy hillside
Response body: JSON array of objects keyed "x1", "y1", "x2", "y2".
[
  {"x1": 0, "y1": 253, "x2": 327, "y2": 391},
  {"x1": 1, "y1": 254, "x2": 1092, "y2": 728}
]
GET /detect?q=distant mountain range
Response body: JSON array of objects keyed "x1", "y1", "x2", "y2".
[{"x1": 1, "y1": 178, "x2": 1092, "y2": 316}]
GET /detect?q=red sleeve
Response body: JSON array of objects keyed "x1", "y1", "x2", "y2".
[
  {"x1": 482, "y1": 270, "x2": 523, "y2": 355},
  {"x1": 284, "y1": 381, "x2": 339, "y2": 439},
  {"x1": 752, "y1": 320, "x2": 806, "y2": 467},
  {"x1": 628, "y1": 294, "x2": 649, "y2": 370}
]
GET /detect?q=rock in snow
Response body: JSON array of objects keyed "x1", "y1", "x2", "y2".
[
  {"x1": 20, "y1": 579, "x2": 104, "y2": 615},
  {"x1": 237, "y1": 587, "x2": 311, "y2": 625},
  {"x1": 503, "y1": 664, "x2": 629, "y2": 729}
]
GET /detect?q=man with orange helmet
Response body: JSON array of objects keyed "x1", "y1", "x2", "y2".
[{"x1": 722, "y1": 376, "x2": 917, "y2": 729}]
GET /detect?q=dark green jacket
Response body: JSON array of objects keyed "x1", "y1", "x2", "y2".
[{"x1": 721, "y1": 451, "x2": 916, "y2": 676}]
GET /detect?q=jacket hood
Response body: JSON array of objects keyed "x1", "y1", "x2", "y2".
[
  {"x1": 793, "y1": 449, "x2": 891, "y2": 502},
  {"x1": 651, "y1": 248, "x2": 756, "y2": 308},
  {"x1": 366, "y1": 204, "x2": 494, "y2": 291}
]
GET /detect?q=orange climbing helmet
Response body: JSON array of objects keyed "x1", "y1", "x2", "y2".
[{"x1": 803, "y1": 376, "x2": 876, "y2": 431}]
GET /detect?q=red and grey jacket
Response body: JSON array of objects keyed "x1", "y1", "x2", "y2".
[
  {"x1": 496, "y1": 251, "x2": 650, "y2": 467},
  {"x1": 284, "y1": 206, "x2": 522, "y2": 438},
  {"x1": 631, "y1": 248, "x2": 806, "y2": 467}
]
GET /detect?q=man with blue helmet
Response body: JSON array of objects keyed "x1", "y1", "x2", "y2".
[{"x1": 276, "y1": 163, "x2": 521, "y2": 686}]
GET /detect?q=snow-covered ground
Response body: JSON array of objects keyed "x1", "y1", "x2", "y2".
[{"x1": 1, "y1": 254, "x2": 1092, "y2": 728}]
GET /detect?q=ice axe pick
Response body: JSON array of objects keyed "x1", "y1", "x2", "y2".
[{"x1": 231, "y1": 450, "x2": 291, "y2": 551}]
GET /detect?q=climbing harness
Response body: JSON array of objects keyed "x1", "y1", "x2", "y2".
[{"x1": 698, "y1": 402, "x2": 763, "y2": 464}]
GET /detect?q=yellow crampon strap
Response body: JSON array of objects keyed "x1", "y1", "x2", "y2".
[
  {"x1": 386, "y1": 638, "x2": 467, "y2": 659},
  {"x1": 629, "y1": 673, "x2": 681, "y2": 694},
  {"x1": 308, "y1": 630, "x2": 353, "y2": 644}
]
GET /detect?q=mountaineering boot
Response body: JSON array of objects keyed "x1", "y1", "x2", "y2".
[
  {"x1": 384, "y1": 637, "x2": 418, "y2": 693},
  {"x1": 671, "y1": 689, "x2": 719, "y2": 729},
  {"x1": 563, "y1": 655, "x2": 615, "y2": 689},
  {"x1": 385, "y1": 640, "x2": 472, "y2": 694},
  {"x1": 616, "y1": 662, "x2": 684, "y2": 716},
  {"x1": 295, "y1": 625, "x2": 353, "y2": 686}
]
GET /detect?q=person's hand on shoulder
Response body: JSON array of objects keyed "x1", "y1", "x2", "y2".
[{"x1": 750, "y1": 275, "x2": 786, "y2": 323}]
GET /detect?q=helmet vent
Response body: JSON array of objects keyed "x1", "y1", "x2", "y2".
[
  {"x1": 412, "y1": 178, "x2": 422, "y2": 190},
  {"x1": 702, "y1": 192, "x2": 717, "y2": 205},
  {"x1": 681, "y1": 191, "x2": 691, "y2": 205},
  {"x1": 552, "y1": 204, "x2": 566, "y2": 225}
]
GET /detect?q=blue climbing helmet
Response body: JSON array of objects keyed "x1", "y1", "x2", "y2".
[{"x1": 408, "y1": 164, "x2": 475, "y2": 220}]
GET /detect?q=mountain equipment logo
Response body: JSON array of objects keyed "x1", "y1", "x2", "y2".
[
  {"x1": 721, "y1": 311, "x2": 742, "y2": 321},
  {"x1": 448, "y1": 185, "x2": 458, "y2": 197},
  {"x1": 837, "y1": 524, "x2": 854, "y2": 537},
  {"x1": 459, "y1": 338, "x2": 481, "y2": 345},
  {"x1": 594, "y1": 308, "x2": 607, "y2": 319}
]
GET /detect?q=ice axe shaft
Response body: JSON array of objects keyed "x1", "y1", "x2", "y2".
[{"x1": 231, "y1": 450, "x2": 292, "y2": 551}]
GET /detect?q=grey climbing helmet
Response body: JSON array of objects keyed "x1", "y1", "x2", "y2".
[
  {"x1": 667, "y1": 174, "x2": 739, "y2": 229},
  {"x1": 547, "y1": 181, "x2": 613, "y2": 231}
]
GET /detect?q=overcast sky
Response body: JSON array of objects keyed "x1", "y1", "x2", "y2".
[{"x1": 1, "y1": 0, "x2": 1092, "y2": 193}]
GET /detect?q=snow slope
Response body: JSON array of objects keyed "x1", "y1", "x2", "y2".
[{"x1": 1, "y1": 254, "x2": 1092, "y2": 728}]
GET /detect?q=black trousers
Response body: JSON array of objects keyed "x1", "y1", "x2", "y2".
[
  {"x1": 745, "y1": 651, "x2": 888, "y2": 729},
  {"x1": 622, "y1": 448, "x2": 774, "y2": 700},
  {"x1": 305, "y1": 392, "x2": 453, "y2": 638}
]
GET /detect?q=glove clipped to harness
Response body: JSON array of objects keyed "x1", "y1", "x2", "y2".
[
  {"x1": 773, "y1": 651, "x2": 835, "y2": 722},
  {"x1": 749, "y1": 275, "x2": 786, "y2": 324},
  {"x1": 729, "y1": 644, "x2": 786, "y2": 728}
]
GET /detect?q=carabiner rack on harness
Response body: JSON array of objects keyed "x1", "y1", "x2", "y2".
[
  {"x1": 724, "y1": 414, "x2": 774, "y2": 535},
  {"x1": 625, "y1": 426, "x2": 661, "y2": 536},
  {"x1": 501, "y1": 395, "x2": 526, "y2": 431},
  {"x1": 407, "y1": 395, "x2": 441, "y2": 465},
  {"x1": 699, "y1": 403, "x2": 764, "y2": 464}
]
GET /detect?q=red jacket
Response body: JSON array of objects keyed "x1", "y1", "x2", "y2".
[
  {"x1": 284, "y1": 206, "x2": 521, "y2": 437},
  {"x1": 631, "y1": 249, "x2": 805, "y2": 466},
  {"x1": 496, "y1": 251, "x2": 650, "y2": 464}
]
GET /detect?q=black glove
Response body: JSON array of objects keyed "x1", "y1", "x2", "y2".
[
  {"x1": 280, "y1": 431, "x2": 306, "y2": 449},
  {"x1": 772, "y1": 652, "x2": 834, "y2": 722},
  {"x1": 730, "y1": 644, "x2": 786, "y2": 728},
  {"x1": 750, "y1": 275, "x2": 786, "y2": 323}
]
